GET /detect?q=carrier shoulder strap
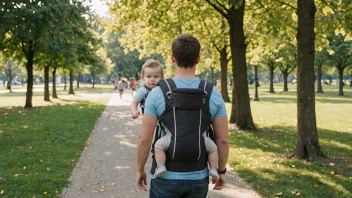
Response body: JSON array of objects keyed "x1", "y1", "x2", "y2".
[
  {"x1": 141, "y1": 85, "x2": 152, "y2": 101},
  {"x1": 158, "y1": 78, "x2": 177, "y2": 118},
  {"x1": 158, "y1": 79, "x2": 214, "y2": 119},
  {"x1": 199, "y1": 80, "x2": 214, "y2": 119},
  {"x1": 139, "y1": 85, "x2": 153, "y2": 114},
  {"x1": 144, "y1": 85, "x2": 152, "y2": 92},
  {"x1": 158, "y1": 78, "x2": 176, "y2": 95},
  {"x1": 199, "y1": 80, "x2": 215, "y2": 140}
]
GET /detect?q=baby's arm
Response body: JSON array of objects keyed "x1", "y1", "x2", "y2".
[{"x1": 130, "y1": 99, "x2": 140, "y2": 119}]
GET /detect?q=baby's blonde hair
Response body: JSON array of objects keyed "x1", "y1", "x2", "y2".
[{"x1": 141, "y1": 59, "x2": 164, "y2": 79}]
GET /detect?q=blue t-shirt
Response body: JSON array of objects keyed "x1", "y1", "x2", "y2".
[
  {"x1": 144, "y1": 77, "x2": 227, "y2": 180},
  {"x1": 133, "y1": 86, "x2": 148, "y2": 102}
]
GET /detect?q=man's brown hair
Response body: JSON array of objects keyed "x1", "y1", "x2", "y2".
[{"x1": 172, "y1": 34, "x2": 201, "y2": 69}]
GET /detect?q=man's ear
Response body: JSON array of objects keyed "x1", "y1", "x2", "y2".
[
  {"x1": 196, "y1": 56, "x2": 200, "y2": 64},
  {"x1": 171, "y1": 56, "x2": 176, "y2": 64}
]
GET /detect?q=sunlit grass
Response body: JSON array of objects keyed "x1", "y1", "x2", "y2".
[
  {"x1": 0, "y1": 86, "x2": 109, "y2": 197},
  {"x1": 226, "y1": 83, "x2": 352, "y2": 198},
  {"x1": 0, "y1": 84, "x2": 112, "y2": 107}
]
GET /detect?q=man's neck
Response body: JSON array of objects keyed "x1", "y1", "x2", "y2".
[{"x1": 174, "y1": 65, "x2": 196, "y2": 78}]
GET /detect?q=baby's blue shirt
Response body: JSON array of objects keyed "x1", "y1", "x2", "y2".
[{"x1": 133, "y1": 86, "x2": 148, "y2": 102}]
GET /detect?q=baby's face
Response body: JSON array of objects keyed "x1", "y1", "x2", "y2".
[{"x1": 143, "y1": 67, "x2": 162, "y2": 89}]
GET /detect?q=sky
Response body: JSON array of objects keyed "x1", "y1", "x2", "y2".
[{"x1": 85, "y1": 0, "x2": 109, "y2": 17}]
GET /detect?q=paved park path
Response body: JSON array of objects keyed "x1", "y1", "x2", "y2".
[{"x1": 60, "y1": 90, "x2": 260, "y2": 198}]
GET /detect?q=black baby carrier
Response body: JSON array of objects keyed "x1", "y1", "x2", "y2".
[{"x1": 150, "y1": 78, "x2": 215, "y2": 173}]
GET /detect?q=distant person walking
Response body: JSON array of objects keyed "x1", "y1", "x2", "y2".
[
  {"x1": 130, "y1": 79, "x2": 136, "y2": 96},
  {"x1": 118, "y1": 80, "x2": 126, "y2": 99}
]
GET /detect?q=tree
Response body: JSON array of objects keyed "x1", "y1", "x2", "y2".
[
  {"x1": 0, "y1": 54, "x2": 5, "y2": 86},
  {"x1": 205, "y1": 0, "x2": 255, "y2": 129},
  {"x1": 195, "y1": 9, "x2": 231, "y2": 102},
  {"x1": 295, "y1": 0, "x2": 324, "y2": 159},
  {"x1": 0, "y1": 0, "x2": 55, "y2": 107},
  {"x1": 4, "y1": 60, "x2": 15, "y2": 92},
  {"x1": 261, "y1": 53, "x2": 279, "y2": 93},
  {"x1": 0, "y1": 0, "x2": 95, "y2": 107},
  {"x1": 325, "y1": 34, "x2": 352, "y2": 96},
  {"x1": 315, "y1": 50, "x2": 328, "y2": 93},
  {"x1": 104, "y1": 31, "x2": 164, "y2": 81},
  {"x1": 349, "y1": 68, "x2": 352, "y2": 87},
  {"x1": 2, "y1": 58, "x2": 23, "y2": 92},
  {"x1": 277, "y1": 44, "x2": 296, "y2": 92},
  {"x1": 88, "y1": 46, "x2": 114, "y2": 89}
]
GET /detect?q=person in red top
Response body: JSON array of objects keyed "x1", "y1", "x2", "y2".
[{"x1": 130, "y1": 79, "x2": 136, "y2": 96}]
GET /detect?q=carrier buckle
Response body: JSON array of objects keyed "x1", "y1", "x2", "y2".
[{"x1": 166, "y1": 91, "x2": 172, "y2": 99}]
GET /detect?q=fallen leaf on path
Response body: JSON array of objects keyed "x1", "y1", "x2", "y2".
[{"x1": 275, "y1": 192, "x2": 283, "y2": 196}]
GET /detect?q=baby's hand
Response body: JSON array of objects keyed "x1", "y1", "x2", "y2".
[{"x1": 131, "y1": 110, "x2": 140, "y2": 119}]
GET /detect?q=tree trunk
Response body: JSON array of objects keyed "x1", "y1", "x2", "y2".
[
  {"x1": 220, "y1": 47, "x2": 230, "y2": 102},
  {"x1": 25, "y1": 46, "x2": 34, "y2": 108},
  {"x1": 69, "y1": 69, "x2": 75, "y2": 95},
  {"x1": 52, "y1": 67, "x2": 58, "y2": 98},
  {"x1": 350, "y1": 74, "x2": 352, "y2": 87},
  {"x1": 295, "y1": 0, "x2": 324, "y2": 159},
  {"x1": 283, "y1": 72, "x2": 288, "y2": 92},
  {"x1": 228, "y1": 1, "x2": 256, "y2": 130},
  {"x1": 269, "y1": 65, "x2": 275, "y2": 93},
  {"x1": 229, "y1": 76, "x2": 236, "y2": 123},
  {"x1": 6, "y1": 81, "x2": 12, "y2": 92},
  {"x1": 63, "y1": 76, "x2": 67, "y2": 90},
  {"x1": 77, "y1": 74, "x2": 80, "y2": 89},
  {"x1": 316, "y1": 64, "x2": 324, "y2": 93},
  {"x1": 44, "y1": 66, "x2": 50, "y2": 101},
  {"x1": 6, "y1": 67, "x2": 12, "y2": 92},
  {"x1": 92, "y1": 72, "x2": 95, "y2": 88},
  {"x1": 338, "y1": 67, "x2": 344, "y2": 96}
]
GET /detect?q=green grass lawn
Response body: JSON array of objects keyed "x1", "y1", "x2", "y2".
[
  {"x1": 0, "y1": 85, "x2": 110, "y2": 197},
  {"x1": 225, "y1": 83, "x2": 352, "y2": 198}
]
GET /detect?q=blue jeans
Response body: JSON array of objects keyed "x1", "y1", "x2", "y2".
[{"x1": 149, "y1": 177, "x2": 209, "y2": 198}]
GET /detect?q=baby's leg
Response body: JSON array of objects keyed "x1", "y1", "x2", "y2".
[
  {"x1": 208, "y1": 150, "x2": 219, "y2": 170},
  {"x1": 203, "y1": 133, "x2": 219, "y2": 180},
  {"x1": 155, "y1": 147, "x2": 166, "y2": 167},
  {"x1": 153, "y1": 132, "x2": 172, "y2": 177}
]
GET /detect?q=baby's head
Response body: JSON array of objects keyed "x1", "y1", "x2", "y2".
[{"x1": 141, "y1": 59, "x2": 164, "y2": 89}]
